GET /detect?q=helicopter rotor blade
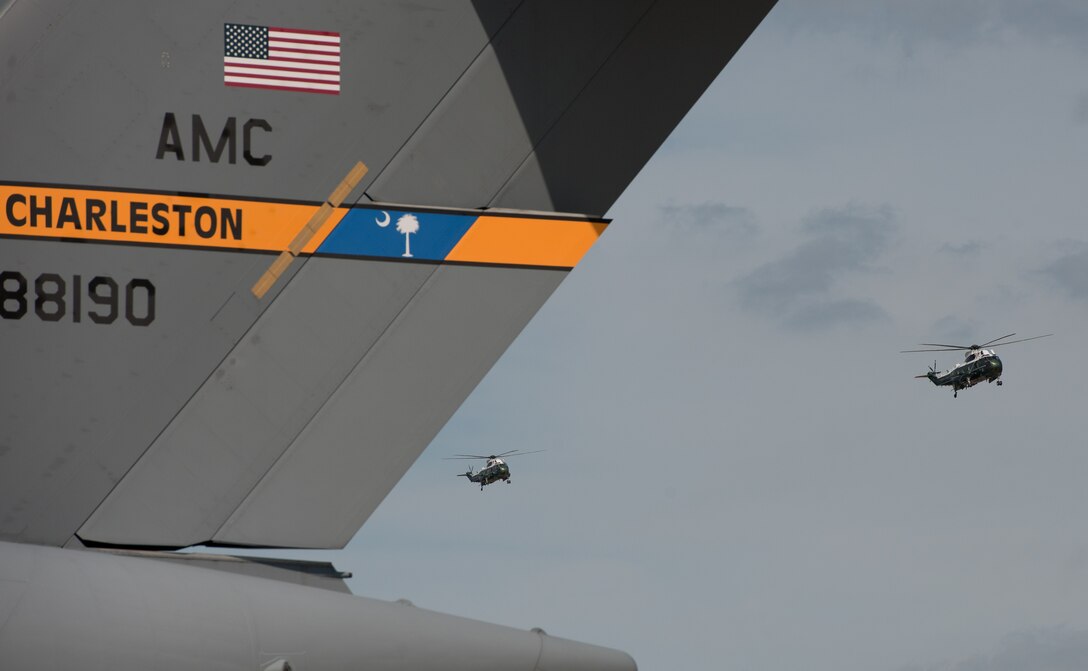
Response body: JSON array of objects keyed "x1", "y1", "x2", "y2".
[
  {"x1": 902, "y1": 332, "x2": 1052, "y2": 354},
  {"x1": 980, "y1": 332, "x2": 1017, "y2": 347},
  {"x1": 444, "y1": 449, "x2": 546, "y2": 460},
  {"x1": 985, "y1": 333, "x2": 1053, "y2": 348}
]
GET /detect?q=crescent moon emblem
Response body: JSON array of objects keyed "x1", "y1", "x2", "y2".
[{"x1": 375, "y1": 211, "x2": 391, "y2": 227}]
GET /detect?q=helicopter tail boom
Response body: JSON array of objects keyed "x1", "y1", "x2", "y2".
[{"x1": 914, "y1": 371, "x2": 941, "y2": 385}]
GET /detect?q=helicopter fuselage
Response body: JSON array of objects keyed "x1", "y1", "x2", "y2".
[
  {"x1": 449, "y1": 450, "x2": 541, "y2": 489},
  {"x1": 461, "y1": 458, "x2": 511, "y2": 489},
  {"x1": 923, "y1": 349, "x2": 1003, "y2": 394},
  {"x1": 905, "y1": 333, "x2": 1051, "y2": 398}
]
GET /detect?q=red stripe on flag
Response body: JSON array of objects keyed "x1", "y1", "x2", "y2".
[
  {"x1": 226, "y1": 62, "x2": 340, "y2": 75},
  {"x1": 226, "y1": 81, "x2": 340, "y2": 95},
  {"x1": 269, "y1": 26, "x2": 340, "y2": 37},
  {"x1": 269, "y1": 46, "x2": 340, "y2": 56}
]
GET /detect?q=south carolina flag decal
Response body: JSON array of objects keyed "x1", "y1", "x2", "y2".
[{"x1": 224, "y1": 23, "x2": 341, "y2": 95}]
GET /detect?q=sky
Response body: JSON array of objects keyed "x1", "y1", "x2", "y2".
[{"x1": 239, "y1": 3, "x2": 1088, "y2": 670}]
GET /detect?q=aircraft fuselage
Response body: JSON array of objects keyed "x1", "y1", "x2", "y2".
[{"x1": 0, "y1": 541, "x2": 633, "y2": 671}]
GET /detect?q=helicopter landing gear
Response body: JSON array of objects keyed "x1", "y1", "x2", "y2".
[
  {"x1": 953, "y1": 390, "x2": 958, "y2": 398},
  {"x1": 505, "y1": 479, "x2": 510, "y2": 484},
  {"x1": 996, "y1": 380, "x2": 1003, "y2": 386}
]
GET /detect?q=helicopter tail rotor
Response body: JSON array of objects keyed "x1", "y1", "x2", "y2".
[{"x1": 913, "y1": 361, "x2": 937, "y2": 378}]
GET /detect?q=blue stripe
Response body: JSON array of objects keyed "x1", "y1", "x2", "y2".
[{"x1": 317, "y1": 209, "x2": 476, "y2": 260}]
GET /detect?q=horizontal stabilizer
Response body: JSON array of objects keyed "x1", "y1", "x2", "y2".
[{"x1": 91, "y1": 548, "x2": 353, "y2": 593}]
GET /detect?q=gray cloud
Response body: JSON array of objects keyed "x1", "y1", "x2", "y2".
[
  {"x1": 658, "y1": 201, "x2": 758, "y2": 241},
  {"x1": 939, "y1": 241, "x2": 984, "y2": 256},
  {"x1": 774, "y1": 1, "x2": 1088, "y2": 49},
  {"x1": 929, "y1": 315, "x2": 979, "y2": 345},
  {"x1": 1074, "y1": 92, "x2": 1088, "y2": 125},
  {"x1": 988, "y1": 2, "x2": 1088, "y2": 46},
  {"x1": 783, "y1": 298, "x2": 886, "y2": 331},
  {"x1": 902, "y1": 627, "x2": 1088, "y2": 671},
  {"x1": 734, "y1": 204, "x2": 895, "y2": 330},
  {"x1": 1039, "y1": 249, "x2": 1088, "y2": 300}
]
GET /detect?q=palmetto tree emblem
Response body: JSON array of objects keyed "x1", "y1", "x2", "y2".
[{"x1": 395, "y1": 213, "x2": 419, "y2": 257}]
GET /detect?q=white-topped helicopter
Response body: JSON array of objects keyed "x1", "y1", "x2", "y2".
[
  {"x1": 901, "y1": 332, "x2": 1052, "y2": 397},
  {"x1": 444, "y1": 450, "x2": 543, "y2": 490}
]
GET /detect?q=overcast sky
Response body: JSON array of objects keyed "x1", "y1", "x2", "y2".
[{"x1": 267, "y1": 3, "x2": 1088, "y2": 670}]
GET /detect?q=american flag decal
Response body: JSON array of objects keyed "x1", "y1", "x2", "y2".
[{"x1": 224, "y1": 23, "x2": 341, "y2": 95}]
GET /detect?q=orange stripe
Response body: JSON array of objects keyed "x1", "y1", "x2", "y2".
[
  {"x1": 0, "y1": 185, "x2": 344, "y2": 253},
  {"x1": 445, "y1": 217, "x2": 607, "y2": 268}
]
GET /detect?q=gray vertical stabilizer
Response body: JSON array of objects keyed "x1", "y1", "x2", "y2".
[{"x1": 1, "y1": 0, "x2": 775, "y2": 549}]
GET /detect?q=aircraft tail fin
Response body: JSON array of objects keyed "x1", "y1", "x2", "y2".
[{"x1": 0, "y1": 0, "x2": 777, "y2": 551}]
